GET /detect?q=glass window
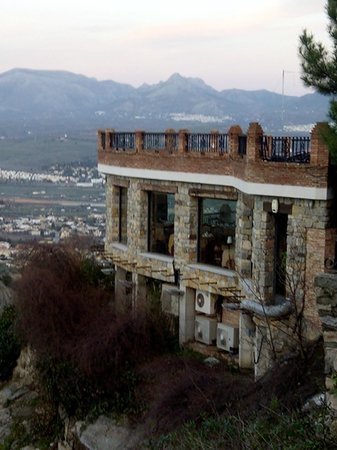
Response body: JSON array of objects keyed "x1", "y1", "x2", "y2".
[
  {"x1": 148, "y1": 192, "x2": 175, "y2": 256},
  {"x1": 198, "y1": 198, "x2": 236, "y2": 268},
  {"x1": 119, "y1": 187, "x2": 127, "y2": 244}
]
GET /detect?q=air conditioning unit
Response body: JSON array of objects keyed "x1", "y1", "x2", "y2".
[
  {"x1": 216, "y1": 323, "x2": 239, "y2": 352},
  {"x1": 195, "y1": 290, "x2": 216, "y2": 315},
  {"x1": 195, "y1": 315, "x2": 217, "y2": 345}
]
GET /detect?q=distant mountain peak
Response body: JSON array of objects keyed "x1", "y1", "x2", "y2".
[{"x1": 167, "y1": 73, "x2": 184, "y2": 81}]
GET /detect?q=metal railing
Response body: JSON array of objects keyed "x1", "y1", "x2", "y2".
[
  {"x1": 108, "y1": 132, "x2": 135, "y2": 151},
  {"x1": 260, "y1": 136, "x2": 310, "y2": 163},
  {"x1": 187, "y1": 133, "x2": 228, "y2": 153},
  {"x1": 100, "y1": 130, "x2": 311, "y2": 163},
  {"x1": 143, "y1": 132, "x2": 178, "y2": 151}
]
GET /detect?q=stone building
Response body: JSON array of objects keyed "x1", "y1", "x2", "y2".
[{"x1": 97, "y1": 122, "x2": 336, "y2": 378}]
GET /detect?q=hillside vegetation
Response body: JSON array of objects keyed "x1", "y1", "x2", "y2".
[{"x1": 0, "y1": 243, "x2": 334, "y2": 448}]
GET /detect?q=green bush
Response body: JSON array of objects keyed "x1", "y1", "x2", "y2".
[
  {"x1": 150, "y1": 407, "x2": 335, "y2": 450},
  {"x1": 0, "y1": 263, "x2": 12, "y2": 287},
  {"x1": 36, "y1": 356, "x2": 100, "y2": 417},
  {"x1": 0, "y1": 305, "x2": 21, "y2": 381}
]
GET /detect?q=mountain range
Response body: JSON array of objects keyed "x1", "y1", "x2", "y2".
[{"x1": 0, "y1": 68, "x2": 330, "y2": 139}]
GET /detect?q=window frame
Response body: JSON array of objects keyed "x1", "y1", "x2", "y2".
[
  {"x1": 148, "y1": 191, "x2": 175, "y2": 256},
  {"x1": 197, "y1": 197, "x2": 236, "y2": 268}
]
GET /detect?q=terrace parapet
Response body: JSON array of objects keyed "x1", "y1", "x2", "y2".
[{"x1": 97, "y1": 122, "x2": 331, "y2": 190}]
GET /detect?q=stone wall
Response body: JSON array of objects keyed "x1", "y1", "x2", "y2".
[
  {"x1": 101, "y1": 122, "x2": 335, "y2": 376},
  {"x1": 315, "y1": 273, "x2": 337, "y2": 416}
]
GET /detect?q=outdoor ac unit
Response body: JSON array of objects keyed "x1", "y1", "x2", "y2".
[
  {"x1": 195, "y1": 290, "x2": 216, "y2": 315},
  {"x1": 195, "y1": 315, "x2": 217, "y2": 345},
  {"x1": 216, "y1": 323, "x2": 239, "y2": 352}
]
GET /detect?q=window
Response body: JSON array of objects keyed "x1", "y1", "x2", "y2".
[
  {"x1": 148, "y1": 192, "x2": 175, "y2": 255},
  {"x1": 198, "y1": 198, "x2": 236, "y2": 268},
  {"x1": 119, "y1": 187, "x2": 127, "y2": 244}
]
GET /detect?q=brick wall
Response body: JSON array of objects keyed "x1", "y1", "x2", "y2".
[{"x1": 98, "y1": 123, "x2": 330, "y2": 190}]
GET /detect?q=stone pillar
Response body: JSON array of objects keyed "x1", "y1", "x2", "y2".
[
  {"x1": 315, "y1": 273, "x2": 337, "y2": 421},
  {"x1": 310, "y1": 122, "x2": 330, "y2": 167},
  {"x1": 228, "y1": 125, "x2": 243, "y2": 156},
  {"x1": 247, "y1": 122, "x2": 263, "y2": 162},
  {"x1": 104, "y1": 177, "x2": 113, "y2": 249},
  {"x1": 254, "y1": 321, "x2": 275, "y2": 379},
  {"x1": 235, "y1": 193, "x2": 253, "y2": 278},
  {"x1": 135, "y1": 130, "x2": 144, "y2": 153},
  {"x1": 97, "y1": 129, "x2": 106, "y2": 151},
  {"x1": 179, "y1": 287, "x2": 195, "y2": 344},
  {"x1": 239, "y1": 312, "x2": 255, "y2": 369},
  {"x1": 114, "y1": 266, "x2": 127, "y2": 311},
  {"x1": 134, "y1": 273, "x2": 147, "y2": 311},
  {"x1": 252, "y1": 201, "x2": 274, "y2": 304},
  {"x1": 178, "y1": 129, "x2": 189, "y2": 154},
  {"x1": 305, "y1": 228, "x2": 327, "y2": 334},
  {"x1": 105, "y1": 128, "x2": 115, "y2": 150},
  {"x1": 165, "y1": 128, "x2": 176, "y2": 153}
]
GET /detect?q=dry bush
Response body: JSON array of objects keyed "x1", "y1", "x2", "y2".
[
  {"x1": 137, "y1": 341, "x2": 324, "y2": 438},
  {"x1": 14, "y1": 243, "x2": 176, "y2": 415},
  {"x1": 15, "y1": 244, "x2": 111, "y2": 360}
]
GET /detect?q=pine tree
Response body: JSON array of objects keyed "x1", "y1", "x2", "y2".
[{"x1": 299, "y1": 0, "x2": 337, "y2": 161}]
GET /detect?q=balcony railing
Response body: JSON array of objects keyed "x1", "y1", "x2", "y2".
[
  {"x1": 108, "y1": 132, "x2": 135, "y2": 151},
  {"x1": 186, "y1": 133, "x2": 228, "y2": 153},
  {"x1": 100, "y1": 130, "x2": 313, "y2": 164},
  {"x1": 143, "y1": 132, "x2": 178, "y2": 151},
  {"x1": 260, "y1": 136, "x2": 310, "y2": 163}
]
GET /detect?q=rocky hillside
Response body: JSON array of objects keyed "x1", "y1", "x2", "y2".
[{"x1": 0, "y1": 69, "x2": 329, "y2": 138}]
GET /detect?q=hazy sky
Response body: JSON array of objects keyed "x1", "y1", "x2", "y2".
[{"x1": 1, "y1": 0, "x2": 329, "y2": 95}]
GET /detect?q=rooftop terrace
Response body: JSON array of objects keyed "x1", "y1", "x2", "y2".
[{"x1": 97, "y1": 123, "x2": 331, "y2": 199}]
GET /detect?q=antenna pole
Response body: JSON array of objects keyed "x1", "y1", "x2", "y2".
[{"x1": 281, "y1": 70, "x2": 285, "y2": 128}]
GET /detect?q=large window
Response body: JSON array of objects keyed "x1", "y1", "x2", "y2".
[
  {"x1": 119, "y1": 187, "x2": 128, "y2": 244},
  {"x1": 148, "y1": 192, "x2": 175, "y2": 255},
  {"x1": 198, "y1": 198, "x2": 236, "y2": 268}
]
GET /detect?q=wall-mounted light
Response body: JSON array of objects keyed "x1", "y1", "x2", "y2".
[
  {"x1": 227, "y1": 236, "x2": 233, "y2": 245},
  {"x1": 271, "y1": 199, "x2": 279, "y2": 213}
]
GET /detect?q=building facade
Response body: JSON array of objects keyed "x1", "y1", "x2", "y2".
[{"x1": 98, "y1": 123, "x2": 335, "y2": 378}]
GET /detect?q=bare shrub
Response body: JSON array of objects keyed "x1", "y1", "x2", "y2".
[{"x1": 14, "y1": 243, "x2": 176, "y2": 416}]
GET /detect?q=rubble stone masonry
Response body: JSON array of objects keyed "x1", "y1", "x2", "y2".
[{"x1": 99, "y1": 122, "x2": 336, "y2": 376}]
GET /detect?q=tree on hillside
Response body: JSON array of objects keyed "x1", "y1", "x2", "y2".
[{"x1": 299, "y1": 0, "x2": 337, "y2": 161}]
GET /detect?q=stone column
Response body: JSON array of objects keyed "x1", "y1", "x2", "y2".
[
  {"x1": 315, "y1": 273, "x2": 337, "y2": 422},
  {"x1": 114, "y1": 266, "x2": 127, "y2": 311},
  {"x1": 105, "y1": 128, "x2": 114, "y2": 150},
  {"x1": 165, "y1": 128, "x2": 177, "y2": 153},
  {"x1": 179, "y1": 287, "x2": 195, "y2": 344},
  {"x1": 310, "y1": 122, "x2": 330, "y2": 167},
  {"x1": 235, "y1": 193, "x2": 253, "y2": 278},
  {"x1": 97, "y1": 129, "x2": 106, "y2": 151},
  {"x1": 305, "y1": 228, "x2": 327, "y2": 334},
  {"x1": 247, "y1": 122, "x2": 263, "y2": 162},
  {"x1": 178, "y1": 129, "x2": 189, "y2": 154},
  {"x1": 228, "y1": 125, "x2": 243, "y2": 157},
  {"x1": 134, "y1": 273, "x2": 147, "y2": 311},
  {"x1": 135, "y1": 130, "x2": 144, "y2": 153},
  {"x1": 252, "y1": 200, "x2": 274, "y2": 304},
  {"x1": 239, "y1": 312, "x2": 255, "y2": 369}
]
